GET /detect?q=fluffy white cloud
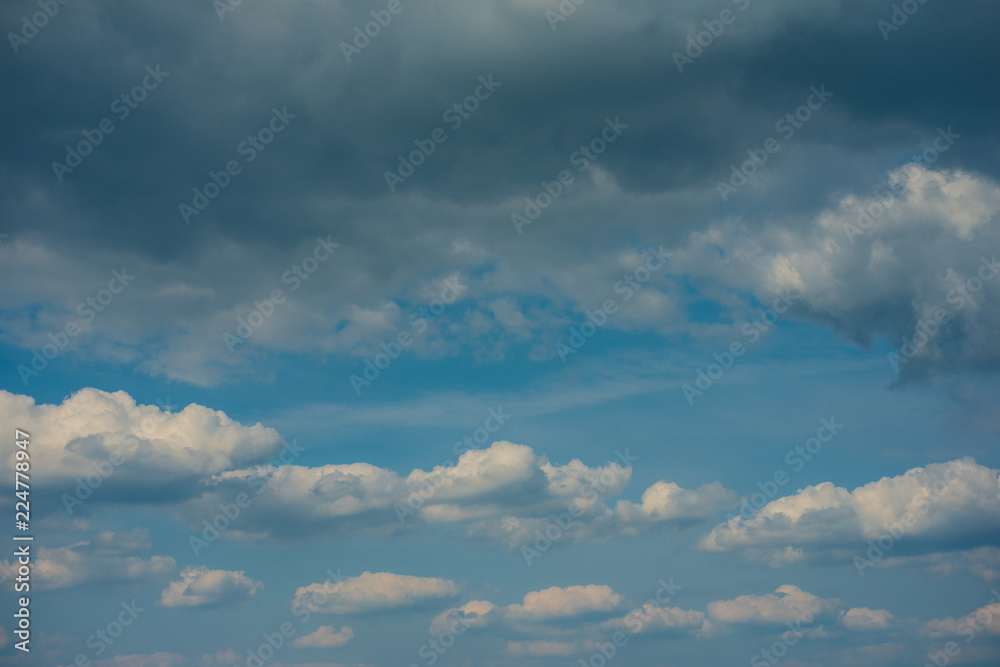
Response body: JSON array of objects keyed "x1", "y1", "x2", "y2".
[
  {"x1": 505, "y1": 585, "x2": 624, "y2": 622},
  {"x1": 290, "y1": 625, "x2": 354, "y2": 649},
  {"x1": 614, "y1": 480, "x2": 738, "y2": 527},
  {"x1": 707, "y1": 585, "x2": 836, "y2": 626},
  {"x1": 0, "y1": 389, "x2": 282, "y2": 490},
  {"x1": 701, "y1": 458, "x2": 1000, "y2": 566},
  {"x1": 291, "y1": 572, "x2": 458, "y2": 614},
  {"x1": 158, "y1": 566, "x2": 262, "y2": 608}
]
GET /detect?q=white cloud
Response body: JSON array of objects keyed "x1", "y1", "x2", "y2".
[
  {"x1": 707, "y1": 585, "x2": 836, "y2": 626},
  {"x1": 290, "y1": 625, "x2": 354, "y2": 649},
  {"x1": 159, "y1": 566, "x2": 263, "y2": 608},
  {"x1": 291, "y1": 572, "x2": 458, "y2": 614},
  {"x1": 701, "y1": 458, "x2": 1000, "y2": 566},
  {"x1": 0, "y1": 388, "x2": 282, "y2": 490},
  {"x1": 672, "y1": 165, "x2": 1000, "y2": 380},
  {"x1": 505, "y1": 585, "x2": 624, "y2": 622}
]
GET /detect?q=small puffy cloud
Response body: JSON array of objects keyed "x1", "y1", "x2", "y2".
[
  {"x1": 700, "y1": 459, "x2": 1000, "y2": 566},
  {"x1": 21, "y1": 531, "x2": 175, "y2": 590},
  {"x1": 292, "y1": 572, "x2": 458, "y2": 614},
  {"x1": 158, "y1": 566, "x2": 263, "y2": 608},
  {"x1": 505, "y1": 585, "x2": 624, "y2": 622},
  {"x1": 614, "y1": 480, "x2": 738, "y2": 527},
  {"x1": 841, "y1": 607, "x2": 895, "y2": 631},
  {"x1": 707, "y1": 585, "x2": 836, "y2": 626},
  {"x1": 290, "y1": 626, "x2": 354, "y2": 649}
]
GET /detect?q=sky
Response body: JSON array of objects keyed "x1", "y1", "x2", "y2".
[{"x1": 1, "y1": 0, "x2": 1000, "y2": 666}]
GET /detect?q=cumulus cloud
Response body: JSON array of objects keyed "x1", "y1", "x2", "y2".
[
  {"x1": 158, "y1": 566, "x2": 263, "y2": 608},
  {"x1": 290, "y1": 626, "x2": 354, "y2": 649},
  {"x1": 291, "y1": 572, "x2": 458, "y2": 614},
  {"x1": 0, "y1": 388, "x2": 283, "y2": 504},
  {"x1": 700, "y1": 458, "x2": 1000, "y2": 566}
]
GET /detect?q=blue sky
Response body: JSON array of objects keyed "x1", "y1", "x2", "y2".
[{"x1": 1, "y1": 1, "x2": 1000, "y2": 666}]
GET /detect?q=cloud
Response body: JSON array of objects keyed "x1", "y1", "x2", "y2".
[
  {"x1": 291, "y1": 572, "x2": 458, "y2": 614},
  {"x1": 601, "y1": 604, "x2": 705, "y2": 636},
  {"x1": 0, "y1": 388, "x2": 283, "y2": 505},
  {"x1": 841, "y1": 608, "x2": 895, "y2": 632},
  {"x1": 290, "y1": 626, "x2": 354, "y2": 649},
  {"x1": 9, "y1": 530, "x2": 175, "y2": 591},
  {"x1": 920, "y1": 596, "x2": 1000, "y2": 638},
  {"x1": 505, "y1": 585, "x2": 624, "y2": 622},
  {"x1": 707, "y1": 585, "x2": 837, "y2": 626},
  {"x1": 700, "y1": 458, "x2": 1000, "y2": 566},
  {"x1": 672, "y1": 164, "x2": 1000, "y2": 382},
  {"x1": 158, "y1": 566, "x2": 263, "y2": 608}
]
